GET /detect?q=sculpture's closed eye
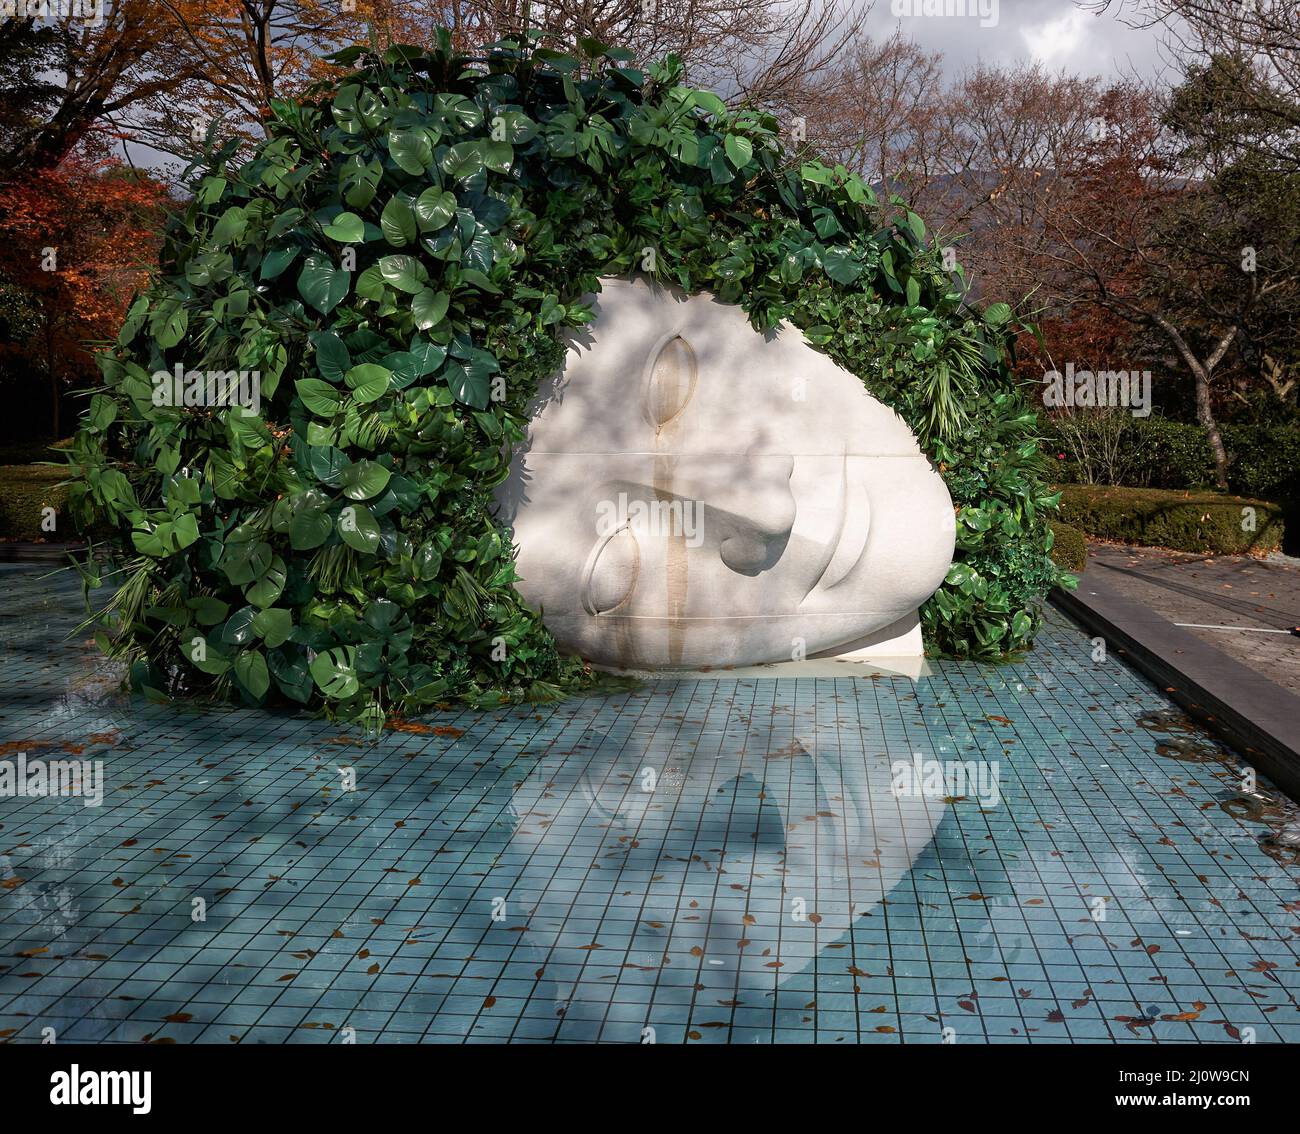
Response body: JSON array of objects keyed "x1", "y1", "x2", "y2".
[
  {"x1": 581, "y1": 525, "x2": 639, "y2": 615},
  {"x1": 643, "y1": 334, "x2": 697, "y2": 429}
]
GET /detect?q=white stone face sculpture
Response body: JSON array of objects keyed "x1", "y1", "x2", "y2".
[{"x1": 495, "y1": 277, "x2": 955, "y2": 670}]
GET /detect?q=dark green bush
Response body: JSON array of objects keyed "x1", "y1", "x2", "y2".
[
  {"x1": 67, "y1": 33, "x2": 1066, "y2": 722},
  {"x1": 1043, "y1": 413, "x2": 1298, "y2": 501},
  {"x1": 1220, "y1": 422, "x2": 1300, "y2": 502},
  {"x1": 1042, "y1": 413, "x2": 1214, "y2": 488},
  {"x1": 1140, "y1": 417, "x2": 1217, "y2": 489},
  {"x1": 1057, "y1": 484, "x2": 1283, "y2": 553},
  {"x1": 1047, "y1": 520, "x2": 1087, "y2": 572}
]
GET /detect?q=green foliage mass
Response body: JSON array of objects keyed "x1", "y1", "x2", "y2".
[{"x1": 67, "y1": 31, "x2": 1067, "y2": 724}]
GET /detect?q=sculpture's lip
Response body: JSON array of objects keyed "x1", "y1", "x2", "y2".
[{"x1": 800, "y1": 452, "x2": 871, "y2": 605}]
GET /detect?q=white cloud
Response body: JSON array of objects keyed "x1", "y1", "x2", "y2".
[{"x1": 1020, "y1": 8, "x2": 1092, "y2": 67}]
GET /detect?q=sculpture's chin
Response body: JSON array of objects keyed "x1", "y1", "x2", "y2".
[{"x1": 538, "y1": 608, "x2": 908, "y2": 671}]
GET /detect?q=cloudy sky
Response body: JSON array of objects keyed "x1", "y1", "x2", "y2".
[{"x1": 863, "y1": 0, "x2": 1178, "y2": 82}]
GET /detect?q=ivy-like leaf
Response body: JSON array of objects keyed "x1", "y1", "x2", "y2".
[{"x1": 297, "y1": 254, "x2": 351, "y2": 314}]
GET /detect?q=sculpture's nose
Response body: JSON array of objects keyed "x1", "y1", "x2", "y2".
[
  {"x1": 712, "y1": 451, "x2": 797, "y2": 574},
  {"x1": 637, "y1": 446, "x2": 797, "y2": 575}
]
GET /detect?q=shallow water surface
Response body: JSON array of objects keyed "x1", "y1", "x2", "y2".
[{"x1": 1, "y1": 565, "x2": 1297, "y2": 1044}]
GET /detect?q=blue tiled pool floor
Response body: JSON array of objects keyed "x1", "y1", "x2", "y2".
[{"x1": 1, "y1": 564, "x2": 1298, "y2": 1044}]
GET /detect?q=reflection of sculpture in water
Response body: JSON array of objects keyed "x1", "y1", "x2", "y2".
[
  {"x1": 489, "y1": 702, "x2": 948, "y2": 1023},
  {"x1": 496, "y1": 277, "x2": 955, "y2": 670}
]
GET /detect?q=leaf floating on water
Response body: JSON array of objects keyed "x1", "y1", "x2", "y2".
[{"x1": 1161, "y1": 1007, "x2": 1203, "y2": 1022}]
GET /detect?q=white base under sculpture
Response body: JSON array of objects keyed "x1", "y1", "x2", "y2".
[{"x1": 495, "y1": 277, "x2": 955, "y2": 670}]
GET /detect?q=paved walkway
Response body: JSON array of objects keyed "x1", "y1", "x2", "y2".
[{"x1": 1086, "y1": 545, "x2": 1300, "y2": 697}]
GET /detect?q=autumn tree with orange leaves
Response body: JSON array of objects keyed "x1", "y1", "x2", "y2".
[{"x1": 0, "y1": 157, "x2": 166, "y2": 437}]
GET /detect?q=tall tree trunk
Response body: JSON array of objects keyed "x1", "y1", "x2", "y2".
[
  {"x1": 1192, "y1": 359, "x2": 1228, "y2": 490},
  {"x1": 1152, "y1": 315, "x2": 1236, "y2": 490},
  {"x1": 47, "y1": 318, "x2": 60, "y2": 439}
]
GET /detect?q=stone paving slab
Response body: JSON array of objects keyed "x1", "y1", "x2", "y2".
[{"x1": 1084, "y1": 544, "x2": 1300, "y2": 697}]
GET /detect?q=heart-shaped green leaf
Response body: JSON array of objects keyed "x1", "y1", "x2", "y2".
[
  {"x1": 344, "y1": 363, "x2": 391, "y2": 403},
  {"x1": 337, "y1": 503, "x2": 381, "y2": 552},
  {"x1": 411, "y1": 288, "x2": 450, "y2": 330},
  {"x1": 297, "y1": 254, "x2": 351, "y2": 314},
  {"x1": 308, "y1": 330, "x2": 351, "y2": 382},
  {"x1": 339, "y1": 459, "x2": 391, "y2": 501},
  {"x1": 414, "y1": 188, "x2": 457, "y2": 232},
  {"x1": 381, "y1": 195, "x2": 416, "y2": 246},
  {"x1": 251, "y1": 608, "x2": 293, "y2": 649},
  {"x1": 322, "y1": 211, "x2": 365, "y2": 242},
  {"x1": 378, "y1": 254, "x2": 427, "y2": 294},
  {"x1": 295, "y1": 378, "x2": 342, "y2": 417},
  {"x1": 234, "y1": 648, "x2": 271, "y2": 698}
]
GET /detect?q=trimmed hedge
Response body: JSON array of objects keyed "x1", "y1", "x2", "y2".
[
  {"x1": 0, "y1": 465, "x2": 70, "y2": 540},
  {"x1": 1046, "y1": 413, "x2": 1300, "y2": 502},
  {"x1": 1047, "y1": 520, "x2": 1087, "y2": 572},
  {"x1": 1221, "y1": 422, "x2": 1300, "y2": 503},
  {"x1": 1056, "y1": 484, "x2": 1283, "y2": 554}
]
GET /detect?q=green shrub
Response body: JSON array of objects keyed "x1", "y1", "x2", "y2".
[
  {"x1": 1138, "y1": 417, "x2": 1217, "y2": 489},
  {"x1": 1040, "y1": 413, "x2": 1215, "y2": 489},
  {"x1": 1220, "y1": 422, "x2": 1300, "y2": 502},
  {"x1": 1057, "y1": 484, "x2": 1283, "y2": 553},
  {"x1": 1047, "y1": 520, "x2": 1087, "y2": 572},
  {"x1": 1042, "y1": 413, "x2": 1299, "y2": 503},
  {"x1": 67, "y1": 33, "x2": 1067, "y2": 722},
  {"x1": 0, "y1": 465, "x2": 70, "y2": 540}
]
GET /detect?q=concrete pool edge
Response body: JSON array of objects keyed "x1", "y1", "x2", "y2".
[{"x1": 1051, "y1": 577, "x2": 1300, "y2": 803}]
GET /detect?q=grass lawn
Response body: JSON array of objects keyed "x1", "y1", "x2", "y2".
[{"x1": 0, "y1": 463, "x2": 74, "y2": 541}]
